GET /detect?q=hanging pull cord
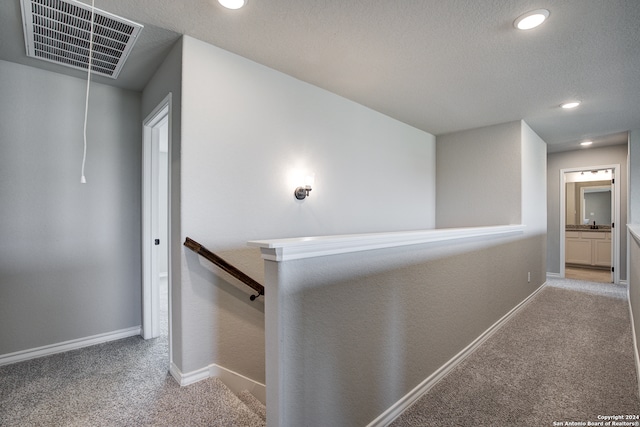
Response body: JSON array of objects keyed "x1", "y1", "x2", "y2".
[{"x1": 81, "y1": 0, "x2": 96, "y2": 184}]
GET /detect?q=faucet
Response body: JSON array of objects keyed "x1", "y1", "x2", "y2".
[{"x1": 591, "y1": 220, "x2": 597, "y2": 229}]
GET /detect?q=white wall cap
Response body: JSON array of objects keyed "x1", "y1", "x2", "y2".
[
  {"x1": 248, "y1": 225, "x2": 525, "y2": 261},
  {"x1": 629, "y1": 224, "x2": 640, "y2": 244}
]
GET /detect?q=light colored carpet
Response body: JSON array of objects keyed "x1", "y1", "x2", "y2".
[
  {"x1": 0, "y1": 277, "x2": 264, "y2": 427},
  {"x1": 238, "y1": 389, "x2": 267, "y2": 422},
  {"x1": 0, "y1": 333, "x2": 265, "y2": 426},
  {"x1": 391, "y1": 277, "x2": 640, "y2": 426},
  {"x1": 547, "y1": 275, "x2": 627, "y2": 300},
  {"x1": 0, "y1": 277, "x2": 265, "y2": 426}
]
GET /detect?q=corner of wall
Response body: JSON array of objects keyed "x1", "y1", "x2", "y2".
[
  {"x1": 436, "y1": 121, "x2": 523, "y2": 228},
  {"x1": 141, "y1": 34, "x2": 184, "y2": 371}
]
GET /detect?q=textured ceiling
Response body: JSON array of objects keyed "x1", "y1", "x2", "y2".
[{"x1": 2, "y1": 0, "x2": 639, "y2": 152}]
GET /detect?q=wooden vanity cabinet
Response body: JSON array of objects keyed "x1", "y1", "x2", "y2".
[{"x1": 565, "y1": 230, "x2": 611, "y2": 268}]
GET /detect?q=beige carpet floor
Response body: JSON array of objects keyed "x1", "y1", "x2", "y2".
[
  {"x1": 0, "y1": 335, "x2": 264, "y2": 426},
  {"x1": 391, "y1": 278, "x2": 640, "y2": 426}
]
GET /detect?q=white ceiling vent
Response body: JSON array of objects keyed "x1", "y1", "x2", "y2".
[{"x1": 20, "y1": 0, "x2": 143, "y2": 79}]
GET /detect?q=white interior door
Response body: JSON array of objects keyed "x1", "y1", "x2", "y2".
[{"x1": 142, "y1": 95, "x2": 171, "y2": 340}]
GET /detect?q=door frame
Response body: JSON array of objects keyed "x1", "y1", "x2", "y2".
[
  {"x1": 142, "y1": 93, "x2": 172, "y2": 346},
  {"x1": 559, "y1": 163, "x2": 620, "y2": 283}
]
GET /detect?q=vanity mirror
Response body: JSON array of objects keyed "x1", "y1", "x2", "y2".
[{"x1": 565, "y1": 170, "x2": 612, "y2": 227}]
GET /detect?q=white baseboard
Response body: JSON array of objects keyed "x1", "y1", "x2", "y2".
[
  {"x1": 170, "y1": 362, "x2": 210, "y2": 386},
  {"x1": 626, "y1": 291, "x2": 640, "y2": 399},
  {"x1": 0, "y1": 326, "x2": 141, "y2": 367},
  {"x1": 210, "y1": 364, "x2": 266, "y2": 404},
  {"x1": 367, "y1": 283, "x2": 547, "y2": 427},
  {"x1": 170, "y1": 362, "x2": 266, "y2": 404},
  {"x1": 169, "y1": 361, "x2": 184, "y2": 385}
]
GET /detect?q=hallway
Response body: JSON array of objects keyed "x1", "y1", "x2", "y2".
[
  {"x1": 391, "y1": 277, "x2": 640, "y2": 426},
  {"x1": 1, "y1": 277, "x2": 638, "y2": 426}
]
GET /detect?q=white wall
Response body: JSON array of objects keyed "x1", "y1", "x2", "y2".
[
  {"x1": 628, "y1": 131, "x2": 640, "y2": 384},
  {"x1": 178, "y1": 35, "x2": 436, "y2": 378},
  {"x1": 630, "y1": 230, "x2": 640, "y2": 362},
  {"x1": 141, "y1": 39, "x2": 183, "y2": 369},
  {"x1": 158, "y1": 120, "x2": 169, "y2": 275},
  {"x1": 436, "y1": 119, "x2": 547, "y2": 237},
  {"x1": 436, "y1": 121, "x2": 522, "y2": 228},
  {"x1": 521, "y1": 121, "x2": 548, "y2": 235},
  {"x1": 630, "y1": 131, "x2": 640, "y2": 224},
  {"x1": 436, "y1": 119, "x2": 547, "y2": 302},
  {"x1": 264, "y1": 230, "x2": 541, "y2": 426},
  {"x1": 262, "y1": 120, "x2": 547, "y2": 425},
  {"x1": 0, "y1": 60, "x2": 142, "y2": 355},
  {"x1": 521, "y1": 121, "x2": 548, "y2": 283}
]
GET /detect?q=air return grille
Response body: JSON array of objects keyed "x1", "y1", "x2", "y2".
[{"x1": 20, "y1": 0, "x2": 143, "y2": 78}]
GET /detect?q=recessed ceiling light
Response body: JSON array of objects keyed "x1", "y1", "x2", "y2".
[
  {"x1": 561, "y1": 101, "x2": 581, "y2": 109},
  {"x1": 514, "y1": 9, "x2": 550, "y2": 30},
  {"x1": 580, "y1": 141, "x2": 593, "y2": 146},
  {"x1": 218, "y1": 0, "x2": 246, "y2": 9}
]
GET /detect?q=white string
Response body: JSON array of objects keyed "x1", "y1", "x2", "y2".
[{"x1": 81, "y1": 0, "x2": 96, "y2": 184}]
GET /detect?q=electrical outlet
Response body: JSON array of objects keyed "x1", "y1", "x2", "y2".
[{"x1": 527, "y1": 272, "x2": 531, "y2": 283}]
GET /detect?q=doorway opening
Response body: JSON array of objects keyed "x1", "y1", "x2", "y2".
[
  {"x1": 142, "y1": 94, "x2": 172, "y2": 358},
  {"x1": 560, "y1": 164, "x2": 620, "y2": 284}
]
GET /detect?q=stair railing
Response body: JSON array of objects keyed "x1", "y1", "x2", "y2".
[{"x1": 184, "y1": 237, "x2": 264, "y2": 301}]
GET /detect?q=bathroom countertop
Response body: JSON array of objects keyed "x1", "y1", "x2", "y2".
[{"x1": 566, "y1": 225, "x2": 611, "y2": 232}]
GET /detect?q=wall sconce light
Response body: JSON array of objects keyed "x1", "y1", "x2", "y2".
[{"x1": 294, "y1": 174, "x2": 315, "y2": 200}]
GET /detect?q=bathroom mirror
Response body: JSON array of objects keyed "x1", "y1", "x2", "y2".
[{"x1": 565, "y1": 179, "x2": 611, "y2": 226}]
